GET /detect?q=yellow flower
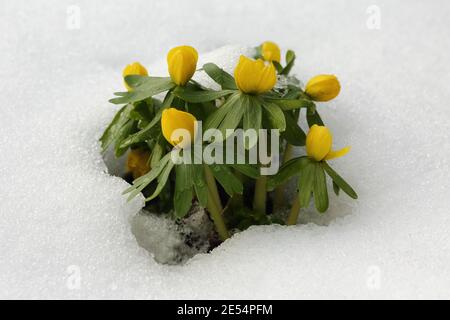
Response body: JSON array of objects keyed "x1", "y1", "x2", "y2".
[
  {"x1": 261, "y1": 41, "x2": 281, "y2": 63},
  {"x1": 234, "y1": 55, "x2": 277, "y2": 94},
  {"x1": 167, "y1": 45, "x2": 198, "y2": 86},
  {"x1": 161, "y1": 108, "x2": 197, "y2": 149},
  {"x1": 305, "y1": 75, "x2": 341, "y2": 102},
  {"x1": 306, "y1": 125, "x2": 350, "y2": 161},
  {"x1": 126, "y1": 148, "x2": 151, "y2": 179},
  {"x1": 122, "y1": 62, "x2": 148, "y2": 91}
]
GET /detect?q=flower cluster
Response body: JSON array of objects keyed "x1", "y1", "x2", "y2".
[{"x1": 101, "y1": 42, "x2": 357, "y2": 242}]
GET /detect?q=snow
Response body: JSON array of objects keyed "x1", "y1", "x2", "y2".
[{"x1": 1, "y1": 0, "x2": 450, "y2": 299}]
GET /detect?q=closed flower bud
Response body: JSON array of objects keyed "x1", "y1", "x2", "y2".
[
  {"x1": 306, "y1": 125, "x2": 350, "y2": 161},
  {"x1": 305, "y1": 75, "x2": 341, "y2": 102},
  {"x1": 122, "y1": 62, "x2": 148, "y2": 91},
  {"x1": 261, "y1": 41, "x2": 281, "y2": 63},
  {"x1": 167, "y1": 45, "x2": 198, "y2": 86},
  {"x1": 161, "y1": 108, "x2": 197, "y2": 149},
  {"x1": 234, "y1": 55, "x2": 277, "y2": 94},
  {"x1": 126, "y1": 148, "x2": 151, "y2": 179}
]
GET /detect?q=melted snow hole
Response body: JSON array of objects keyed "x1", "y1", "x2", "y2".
[{"x1": 103, "y1": 148, "x2": 214, "y2": 265}]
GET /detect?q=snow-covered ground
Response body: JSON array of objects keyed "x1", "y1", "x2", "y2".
[{"x1": 1, "y1": 0, "x2": 449, "y2": 299}]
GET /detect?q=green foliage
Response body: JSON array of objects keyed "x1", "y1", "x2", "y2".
[
  {"x1": 110, "y1": 76, "x2": 175, "y2": 104},
  {"x1": 100, "y1": 104, "x2": 134, "y2": 154},
  {"x1": 209, "y1": 164, "x2": 243, "y2": 196},
  {"x1": 322, "y1": 162, "x2": 358, "y2": 199},
  {"x1": 173, "y1": 86, "x2": 235, "y2": 103},
  {"x1": 100, "y1": 44, "x2": 358, "y2": 238},
  {"x1": 174, "y1": 164, "x2": 194, "y2": 218},
  {"x1": 262, "y1": 102, "x2": 286, "y2": 132},
  {"x1": 280, "y1": 50, "x2": 296, "y2": 75},
  {"x1": 307, "y1": 107, "x2": 324, "y2": 127},
  {"x1": 280, "y1": 111, "x2": 306, "y2": 146},
  {"x1": 202, "y1": 63, "x2": 237, "y2": 90}
]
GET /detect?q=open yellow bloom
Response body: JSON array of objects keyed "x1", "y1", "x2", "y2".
[
  {"x1": 161, "y1": 108, "x2": 197, "y2": 149},
  {"x1": 306, "y1": 125, "x2": 350, "y2": 161},
  {"x1": 126, "y1": 148, "x2": 151, "y2": 179},
  {"x1": 305, "y1": 75, "x2": 340, "y2": 102},
  {"x1": 261, "y1": 41, "x2": 281, "y2": 63},
  {"x1": 167, "y1": 45, "x2": 198, "y2": 86},
  {"x1": 122, "y1": 62, "x2": 148, "y2": 91},
  {"x1": 234, "y1": 55, "x2": 277, "y2": 94}
]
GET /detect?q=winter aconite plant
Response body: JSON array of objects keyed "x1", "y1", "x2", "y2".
[{"x1": 100, "y1": 42, "x2": 357, "y2": 247}]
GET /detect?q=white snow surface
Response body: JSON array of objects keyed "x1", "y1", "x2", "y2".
[{"x1": 1, "y1": 0, "x2": 450, "y2": 299}]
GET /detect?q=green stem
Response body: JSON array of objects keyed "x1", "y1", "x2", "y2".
[
  {"x1": 253, "y1": 175, "x2": 267, "y2": 214},
  {"x1": 287, "y1": 194, "x2": 301, "y2": 225},
  {"x1": 203, "y1": 165, "x2": 229, "y2": 240},
  {"x1": 204, "y1": 165, "x2": 223, "y2": 212},
  {"x1": 206, "y1": 188, "x2": 229, "y2": 241},
  {"x1": 273, "y1": 143, "x2": 294, "y2": 209}
]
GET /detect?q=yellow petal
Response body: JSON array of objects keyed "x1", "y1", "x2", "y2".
[
  {"x1": 122, "y1": 62, "x2": 148, "y2": 91},
  {"x1": 234, "y1": 55, "x2": 277, "y2": 94},
  {"x1": 305, "y1": 74, "x2": 340, "y2": 102},
  {"x1": 325, "y1": 146, "x2": 351, "y2": 160},
  {"x1": 167, "y1": 46, "x2": 198, "y2": 86},
  {"x1": 261, "y1": 41, "x2": 281, "y2": 63},
  {"x1": 126, "y1": 148, "x2": 151, "y2": 179},
  {"x1": 306, "y1": 125, "x2": 332, "y2": 161},
  {"x1": 161, "y1": 108, "x2": 197, "y2": 148},
  {"x1": 256, "y1": 62, "x2": 277, "y2": 93}
]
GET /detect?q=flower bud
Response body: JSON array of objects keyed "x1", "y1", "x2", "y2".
[
  {"x1": 126, "y1": 148, "x2": 151, "y2": 179},
  {"x1": 167, "y1": 45, "x2": 198, "y2": 86},
  {"x1": 261, "y1": 41, "x2": 281, "y2": 63},
  {"x1": 306, "y1": 125, "x2": 350, "y2": 161},
  {"x1": 122, "y1": 62, "x2": 148, "y2": 91},
  {"x1": 234, "y1": 55, "x2": 277, "y2": 94},
  {"x1": 161, "y1": 108, "x2": 197, "y2": 149},
  {"x1": 305, "y1": 75, "x2": 340, "y2": 102}
]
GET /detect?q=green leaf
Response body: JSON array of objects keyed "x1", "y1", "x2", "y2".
[
  {"x1": 281, "y1": 111, "x2": 306, "y2": 146},
  {"x1": 282, "y1": 85, "x2": 301, "y2": 99},
  {"x1": 130, "y1": 100, "x2": 153, "y2": 122},
  {"x1": 146, "y1": 156, "x2": 175, "y2": 201},
  {"x1": 118, "y1": 111, "x2": 161, "y2": 150},
  {"x1": 204, "y1": 92, "x2": 241, "y2": 130},
  {"x1": 307, "y1": 108, "x2": 324, "y2": 127},
  {"x1": 123, "y1": 153, "x2": 171, "y2": 201},
  {"x1": 267, "y1": 156, "x2": 309, "y2": 190},
  {"x1": 281, "y1": 50, "x2": 295, "y2": 75},
  {"x1": 230, "y1": 164, "x2": 260, "y2": 179},
  {"x1": 204, "y1": 92, "x2": 245, "y2": 140},
  {"x1": 209, "y1": 164, "x2": 243, "y2": 196},
  {"x1": 150, "y1": 134, "x2": 165, "y2": 168},
  {"x1": 173, "y1": 86, "x2": 235, "y2": 103},
  {"x1": 313, "y1": 163, "x2": 329, "y2": 213},
  {"x1": 298, "y1": 161, "x2": 315, "y2": 208},
  {"x1": 218, "y1": 95, "x2": 245, "y2": 138},
  {"x1": 273, "y1": 61, "x2": 283, "y2": 73},
  {"x1": 174, "y1": 164, "x2": 193, "y2": 218},
  {"x1": 118, "y1": 92, "x2": 173, "y2": 150},
  {"x1": 125, "y1": 75, "x2": 171, "y2": 91},
  {"x1": 110, "y1": 77, "x2": 175, "y2": 104},
  {"x1": 99, "y1": 104, "x2": 133, "y2": 152},
  {"x1": 114, "y1": 120, "x2": 137, "y2": 157},
  {"x1": 333, "y1": 181, "x2": 340, "y2": 196},
  {"x1": 242, "y1": 95, "x2": 262, "y2": 149},
  {"x1": 262, "y1": 102, "x2": 286, "y2": 131},
  {"x1": 268, "y1": 98, "x2": 315, "y2": 111},
  {"x1": 192, "y1": 164, "x2": 208, "y2": 207},
  {"x1": 203, "y1": 63, "x2": 237, "y2": 90},
  {"x1": 322, "y1": 162, "x2": 358, "y2": 199}
]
